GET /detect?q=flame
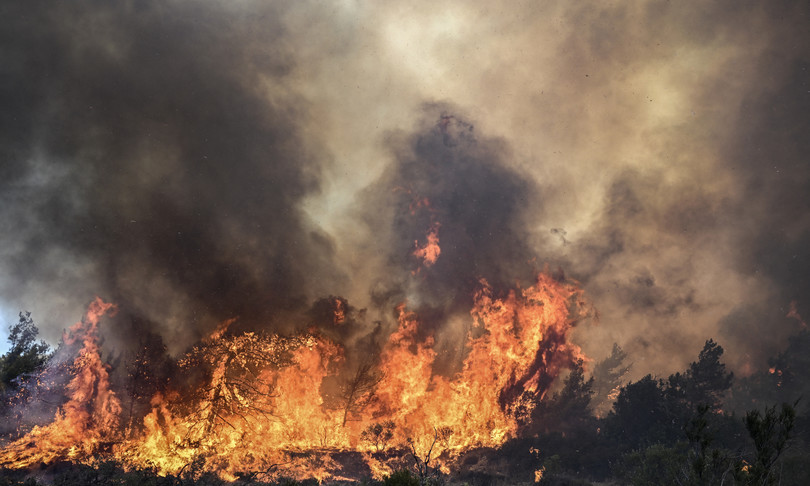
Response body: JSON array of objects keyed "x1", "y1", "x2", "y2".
[
  {"x1": 534, "y1": 467, "x2": 545, "y2": 482},
  {"x1": 0, "y1": 298, "x2": 119, "y2": 469},
  {"x1": 787, "y1": 300, "x2": 807, "y2": 329},
  {"x1": 332, "y1": 298, "x2": 346, "y2": 325},
  {"x1": 1, "y1": 273, "x2": 589, "y2": 480},
  {"x1": 413, "y1": 222, "x2": 441, "y2": 267},
  {"x1": 394, "y1": 187, "x2": 441, "y2": 270}
]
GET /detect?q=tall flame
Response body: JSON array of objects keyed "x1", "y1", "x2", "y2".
[
  {"x1": 1, "y1": 274, "x2": 589, "y2": 480},
  {"x1": 0, "y1": 298, "x2": 119, "y2": 468}
]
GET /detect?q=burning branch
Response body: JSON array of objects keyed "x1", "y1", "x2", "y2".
[
  {"x1": 341, "y1": 358, "x2": 385, "y2": 426},
  {"x1": 360, "y1": 420, "x2": 396, "y2": 453},
  {"x1": 177, "y1": 332, "x2": 305, "y2": 435}
]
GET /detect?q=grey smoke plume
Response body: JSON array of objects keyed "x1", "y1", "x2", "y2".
[
  {"x1": 1, "y1": 0, "x2": 809, "y2": 380},
  {"x1": 0, "y1": 2, "x2": 341, "y2": 349},
  {"x1": 360, "y1": 106, "x2": 539, "y2": 314}
]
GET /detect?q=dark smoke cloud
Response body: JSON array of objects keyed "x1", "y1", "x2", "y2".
[
  {"x1": 359, "y1": 106, "x2": 539, "y2": 314},
  {"x1": 520, "y1": 0, "x2": 810, "y2": 375},
  {"x1": 1, "y1": 0, "x2": 809, "y2": 381},
  {"x1": 348, "y1": 105, "x2": 546, "y2": 371},
  {"x1": 0, "y1": 2, "x2": 341, "y2": 350},
  {"x1": 716, "y1": 55, "x2": 810, "y2": 365}
]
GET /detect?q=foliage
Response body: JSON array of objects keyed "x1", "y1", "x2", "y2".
[
  {"x1": 733, "y1": 329, "x2": 810, "y2": 415},
  {"x1": 743, "y1": 401, "x2": 796, "y2": 485},
  {"x1": 606, "y1": 374, "x2": 682, "y2": 449},
  {"x1": 682, "y1": 404, "x2": 742, "y2": 485},
  {"x1": 0, "y1": 312, "x2": 52, "y2": 435},
  {"x1": 614, "y1": 443, "x2": 688, "y2": 486},
  {"x1": 675, "y1": 339, "x2": 734, "y2": 412},
  {"x1": 342, "y1": 358, "x2": 385, "y2": 426},
  {"x1": 383, "y1": 468, "x2": 421, "y2": 486},
  {"x1": 528, "y1": 359, "x2": 594, "y2": 436},
  {"x1": 121, "y1": 332, "x2": 175, "y2": 436},
  {"x1": 590, "y1": 343, "x2": 631, "y2": 417},
  {"x1": 361, "y1": 420, "x2": 396, "y2": 452},
  {"x1": 0, "y1": 312, "x2": 50, "y2": 393},
  {"x1": 605, "y1": 340, "x2": 735, "y2": 452}
]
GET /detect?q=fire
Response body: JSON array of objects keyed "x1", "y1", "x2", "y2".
[
  {"x1": 413, "y1": 222, "x2": 441, "y2": 267},
  {"x1": 394, "y1": 186, "x2": 441, "y2": 270},
  {"x1": 0, "y1": 273, "x2": 589, "y2": 481},
  {"x1": 0, "y1": 297, "x2": 119, "y2": 469},
  {"x1": 787, "y1": 300, "x2": 807, "y2": 328}
]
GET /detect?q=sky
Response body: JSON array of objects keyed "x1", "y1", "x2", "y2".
[{"x1": 1, "y1": 1, "x2": 809, "y2": 379}]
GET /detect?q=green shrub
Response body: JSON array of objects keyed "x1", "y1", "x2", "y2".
[{"x1": 383, "y1": 469, "x2": 420, "y2": 486}]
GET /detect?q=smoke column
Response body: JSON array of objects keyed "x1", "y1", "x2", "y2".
[{"x1": 1, "y1": 1, "x2": 809, "y2": 377}]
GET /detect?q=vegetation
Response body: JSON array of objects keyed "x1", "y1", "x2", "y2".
[
  {"x1": 0, "y1": 308, "x2": 809, "y2": 485},
  {"x1": 0, "y1": 312, "x2": 52, "y2": 432},
  {"x1": 361, "y1": 421, "x2": 397, "y2": 453},
  {"x1": 504, "y1": 338, "x2": 809, "y2": 486},
  {"x1": 0, "y1": 312, "x2": 50, "y2": 394}
]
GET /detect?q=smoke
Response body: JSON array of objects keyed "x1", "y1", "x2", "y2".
[
  {"x1": 359, "y1": 106, "x2": 538, "y2": 310},
  {"x1": 534, "y1": 2, "x2": 810, "y2": 374},
  {"x1": 1, "y1": 0, "x2": 809, "y2": 378},
  {"x1": 0, "y1": 2, "x2": 342, "y2": 350}
]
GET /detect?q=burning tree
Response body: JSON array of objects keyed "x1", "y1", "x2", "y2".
[
  {"x1": 404, "y1": 426, "x2": 455, "y2": 486},
  {"x1": 176, "y1": 329, "x2": 303, "y2": 434},
  {"x1": 590, "y1": 343, "x2": 632, "y2": 417},
  {"x1": 0, "y1": 298, "x2": 120, "y2": 469},
  {"x1": 341, "y1": 357, "x2": 385, "y2": 426},
  {"x1": 121, "y1": 332, "x2": 175, "y2": 438},
  {"x1": 360, "y1": 420, "x2": 396, "y2": 453},
  {"x1": 0, "y1": 271, "x2": 593, "y2": 481}
]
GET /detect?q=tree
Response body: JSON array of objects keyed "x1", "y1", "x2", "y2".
[
  {"x1": 361, "y1": 420, "x2": 396, "y2": 453},
  {"x1": 177, "y1": 332, "x2": 303, "y2": 436},
  {"x1": 406, "y1": 427, "x2": 447, "y2": 486},
  {"x1": 122, "y1": 332, "x2": 174, "y2": 436},
  {"x1": 606, "y1": 374, "x2": 678, "y2": 449},
  {"x1": 340, "y1": 357, "x2": 384, "y2": 426},
  {"x1": 0, "y1": 312, "x2": 50, "y2": 393},
  {"x1": 528, "y1": 359, "x2": 594, "y2": 435},
  {"x1": 591, "y1": 343, "x2": 631, "y2": 417},
  {"x1": 683, "y1": 339, "x2": 734, "y2": 412},
  {"x1": 681, "y1": 404, "x2": 744, "y2": 486},
  {"x1": 606, "y1": 340, "x2": 735, "y2": 451},
  {"x1": 744, "y1": 402, "x2": 796, "y2": 486}
]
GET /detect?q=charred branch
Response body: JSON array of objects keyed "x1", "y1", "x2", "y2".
[{"x1": 341, "y1": 358, "x2": 384, "y2": 426}]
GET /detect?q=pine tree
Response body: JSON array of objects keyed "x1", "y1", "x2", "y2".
[{"x1": 0, "y1": 312, "x2": 50, "y2": 393}]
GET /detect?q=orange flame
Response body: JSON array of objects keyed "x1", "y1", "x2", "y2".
[
  {"x1": 1, "y1": 273, "x2": 590, "y2": 481},
  {"x1": 787, "y1": 300, "x2": 807, "y2": 329},
  {"x1": 413, "y1": 222, "x2": 441, "y2": 267},
  {"x1": 0, "y1": 297, "x2": 119, "y2": 469}
]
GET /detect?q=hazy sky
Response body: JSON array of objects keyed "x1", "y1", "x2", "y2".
[{"x1": 1, "y1": 1, "x2": 808, "y2": 378}]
